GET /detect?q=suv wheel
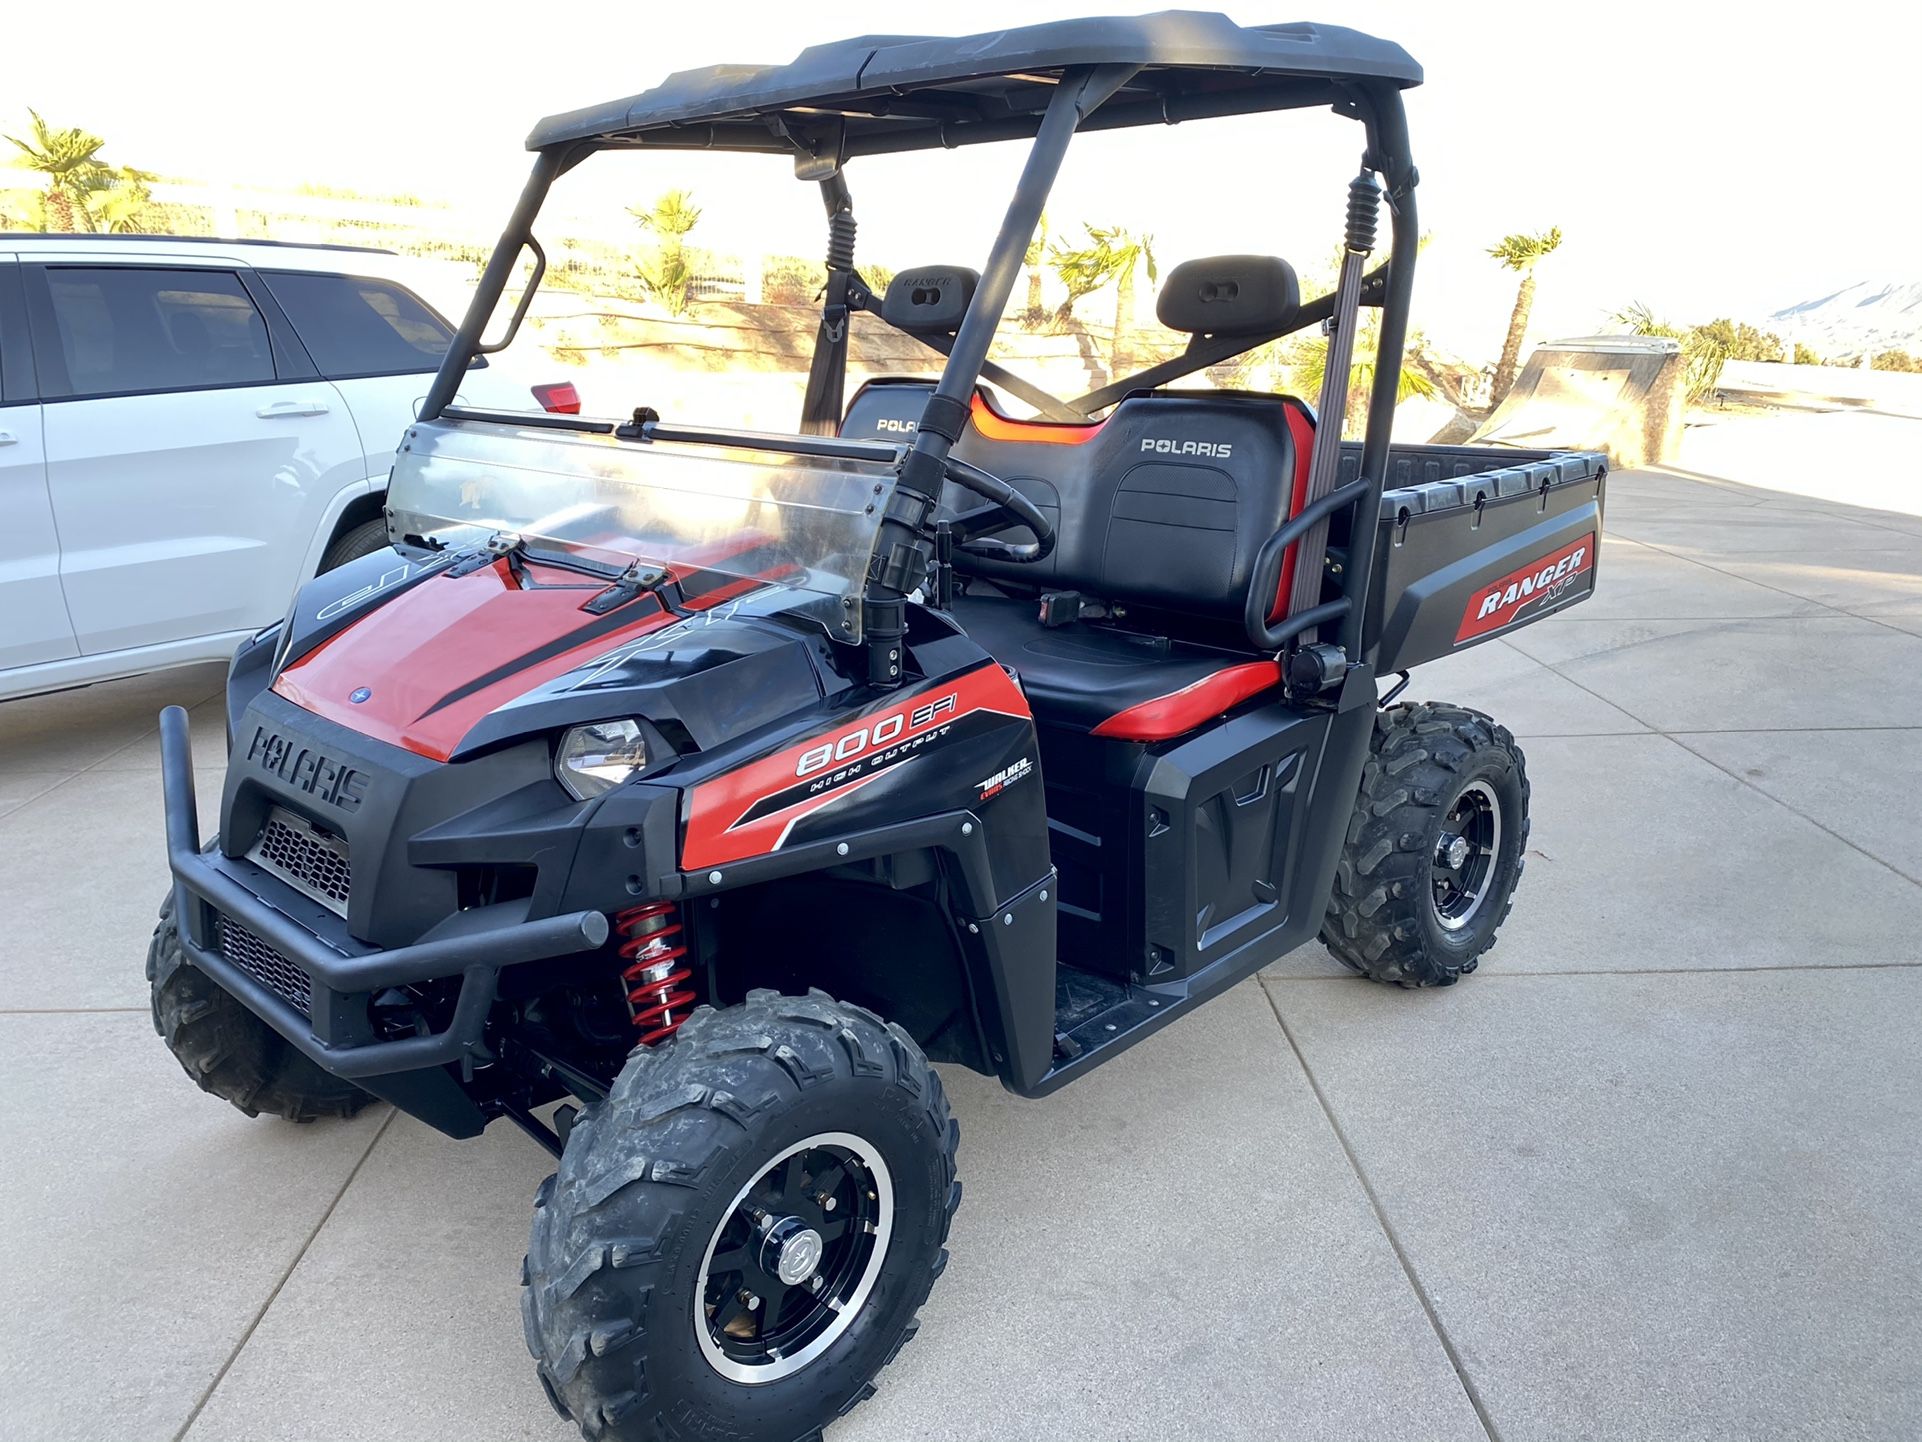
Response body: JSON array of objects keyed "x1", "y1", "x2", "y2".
[
  {"x1": 522, "y1": 989, "x2": 960, "y2": 1442},
  {"x1": 318, "y1": 517, "x2": 390, "y2": 572},
  {"x1": 1320, "y1": 701, "x2": 1530, "y2": 986}
]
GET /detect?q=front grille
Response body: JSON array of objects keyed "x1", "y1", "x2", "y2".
[
  {"x1": 216, "y1": 914, "x2": 313, "y2": 1017},
  {"x1": 247, "y1": 807, "x2": 351, "y2": 916}
]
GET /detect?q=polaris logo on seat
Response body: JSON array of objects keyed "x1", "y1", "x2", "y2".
[
  {"x1": 1141, "y1": 437, "x2": 1233, "y2": 459},
  {"x1": 876, "y1": 418, "x2": 918, "y2": 434}
]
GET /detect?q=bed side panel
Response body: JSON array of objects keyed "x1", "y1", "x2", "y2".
[{"x1": 1368, "y1": 449, "x2": 1607, "y2": 673}]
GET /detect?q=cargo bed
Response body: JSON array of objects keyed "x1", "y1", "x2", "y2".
[{"x1": 1337, "y1": 440, "x2": 1608, "y2": 673}]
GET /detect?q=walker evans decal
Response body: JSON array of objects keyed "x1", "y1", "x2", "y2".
[
  {"x1": 1455, "y1": 534, "x2": 1595, "y2": 644},
  {"x1": 975, "y1": 756, "x2": 1032, "y2": 802}
]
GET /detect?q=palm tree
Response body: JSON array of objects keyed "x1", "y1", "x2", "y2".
[
  {"x1": 1487, "y1": 227, "x2": 1563, "y2": 403},
  {"x1": 1048, "y1": 224, "x2": 1157, "y2": 368},
  {"x1": 1282, "y1": 237, "x2": 1436, "y2": 437},
  {"x1": 631, "y1": 189, "x2": 702, "y2": 316},
  {"x1": 1021, "y1": 211, "x2": 1049, "y2": 328},
  {"x1": 87, "y1": 166, "x2": 159, "y2": 234},
  {"x1": 1046, "y1": 227, "x2": 1107, "y2": 332},
  {"x1": 1286, "y1": 316, "x2": 1437, "y2": 440},
  {"x1": 1610, "y1": 301, "x2": 1727, "y2": 401},
  {"x1": 5, "y1": 111, "x2": 110, "y2": 232},
  {"x1": 1104, "y1": 228, "x2": 1157, "y2": 371}
]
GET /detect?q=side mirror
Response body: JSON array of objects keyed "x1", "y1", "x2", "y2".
[{"x1": 880, "y1": 266, "x2": 980, "y2": 335}]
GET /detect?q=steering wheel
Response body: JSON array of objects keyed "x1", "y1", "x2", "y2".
[{"x1": 941, "y1": 456, "x2": 1056, "y2": 563}]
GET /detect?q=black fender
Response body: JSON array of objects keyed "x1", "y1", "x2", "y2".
[{"x1": 559, "y1": 616, "x2": 1060, "y2": 1090}]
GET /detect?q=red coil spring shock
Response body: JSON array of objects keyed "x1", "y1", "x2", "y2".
[{"x1": 614, "y1": 901, "x2": 697, "y2": 1045}]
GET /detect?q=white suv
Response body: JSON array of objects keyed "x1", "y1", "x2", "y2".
[{"x1": 0, "y1": 236, "x2": 572, "y2": 701}]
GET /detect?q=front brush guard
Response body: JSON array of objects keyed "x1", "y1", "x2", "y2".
[{"x1": 157, "y1": 706, "x2": 608, "y2": 1079}]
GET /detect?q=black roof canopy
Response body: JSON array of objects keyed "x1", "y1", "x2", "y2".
[{"x1": 528, "y1": 12, "x2": 1421, "y2": 158}]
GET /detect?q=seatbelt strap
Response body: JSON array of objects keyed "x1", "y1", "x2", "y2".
[
  {"x1": 1287, "y1": 170, "x2": 1381, "y2": 633},
  {"x1": 800, "y1": 206, "x2": 858, "y2": 436}
]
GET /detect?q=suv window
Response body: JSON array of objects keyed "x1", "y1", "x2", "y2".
[
  {"x1": 0, "y1": 263, "x2": 26, "y2": 401},
  {"x1": 38, "y1": 267, "x2": 275, "y2": 398},
  {"x1": 260, "y1": 271, "x2": 453, "y2": 378}
]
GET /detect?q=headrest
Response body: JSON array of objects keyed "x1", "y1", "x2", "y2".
[
  {"x1": 1156, "y1": 255, "x2": 1299, "y2": 337},
  {"x1": 880, "y1": 265, "x2": 978, "y2": 334}
]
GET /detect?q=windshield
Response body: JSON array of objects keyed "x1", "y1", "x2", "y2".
[{"x1": 386, "y1": 417, "x2": 902, "y2": 641}]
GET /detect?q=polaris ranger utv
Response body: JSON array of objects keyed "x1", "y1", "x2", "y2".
[{"x1": 150, "y1": 15, "x2": 1604, "y2": 1441}]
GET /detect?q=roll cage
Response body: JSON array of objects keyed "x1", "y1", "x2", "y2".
[{"x1": 419, "y1": 14, "x2": 1422, "y2": 686}]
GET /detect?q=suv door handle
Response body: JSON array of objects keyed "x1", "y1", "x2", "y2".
[
  {"x1": 256, "y1": 399, "x2": 330, "y2": 418},
  {"x1": 0, "y1": 431, "x2": 17, "y2": 446}
]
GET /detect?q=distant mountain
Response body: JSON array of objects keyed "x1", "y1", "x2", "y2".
[{"x1": 1769, "y1": 280, "x2": 1922, "y2": 357}]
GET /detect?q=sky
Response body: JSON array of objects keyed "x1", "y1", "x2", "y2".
[{"x1": 7, "y1": 0, "x2": 1920, "y2": 360}]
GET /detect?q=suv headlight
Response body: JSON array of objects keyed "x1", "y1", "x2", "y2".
[{"x1": 556, "y1": 719, "x2": 648, "y2": 800}]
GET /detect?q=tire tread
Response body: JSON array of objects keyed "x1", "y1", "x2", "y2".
[
  {"x1": 1319, "y1": 701, "x2": 1530, "y2": 987},
  {"x1": 522, "y1": 990, "x2": 957, "y2": 1442},
  {"x1": 148, "y1": 894, "x2": 373, "y2": 1121}
]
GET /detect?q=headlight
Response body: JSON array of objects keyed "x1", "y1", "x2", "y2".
[{"x1": 556, "y1": 719, "x2": 648, "y2": 801}]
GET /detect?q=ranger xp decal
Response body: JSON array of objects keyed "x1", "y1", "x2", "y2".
[
  {"x1": 1455, "y1": 534, "x2": 1594, "y2": 644},
  {"x1": 681, "y1": 665, "x2": 1030, "y2": 869}
]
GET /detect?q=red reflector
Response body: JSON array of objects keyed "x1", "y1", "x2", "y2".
[{"x1": 531, "y1": 381, "x2": 581, "y2": 415}]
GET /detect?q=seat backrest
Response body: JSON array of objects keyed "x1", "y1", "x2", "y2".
[
  {"x1": 842, "y1": 380, "x2": 1313, "y2": 620},
  {"x1": 843, "y1": 254, "x2": 1316, "y2": 622}
]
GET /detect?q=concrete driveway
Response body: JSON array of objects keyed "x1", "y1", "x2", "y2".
[{"x1": 3, "y1": 454, "x2": 1918, "y2": 1442}]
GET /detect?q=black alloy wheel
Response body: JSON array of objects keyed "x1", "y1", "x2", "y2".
[
  {"x1": 1431, "y1": 778, "x2": 1503, "y2": 932},
  {"x1": 697, "y1": 1132, "x2": 891, "y2": 1382}
]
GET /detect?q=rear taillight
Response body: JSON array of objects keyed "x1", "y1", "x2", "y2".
[{"x1": 531, "y1": 381, "x2": 581, "y2": 415}]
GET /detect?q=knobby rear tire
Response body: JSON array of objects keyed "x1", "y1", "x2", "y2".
[{"x1": 1320, "y1": 701, "x2": 1530, "y2": 986}]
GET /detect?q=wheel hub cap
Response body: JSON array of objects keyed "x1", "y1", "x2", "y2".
[
  {"x1": 1439, "y1": 834, "x2": 1472, "y2": 870},
  {"x1": 763, "y1": 1217, "x2": 825, "y2": 1286}
]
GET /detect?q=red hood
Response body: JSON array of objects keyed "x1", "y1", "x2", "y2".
[{"x1": 274, "y1": 558, "x2": 698, "y2": 761}]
